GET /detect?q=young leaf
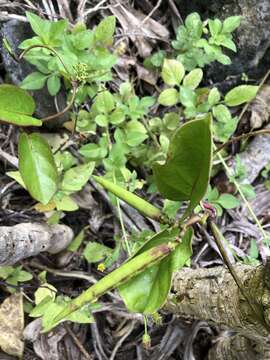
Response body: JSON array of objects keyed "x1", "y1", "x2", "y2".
[
  {"x1": 0, "y1": 84, "x2": 41, "y2": 126},
  {"x1": 161, "y1": 59, "x2": 185, "y2": 86},
  {"x1": 47, "y1": 75, "x2": 61, "y2": 96},
  {"x1": 217, "y1": 193, "x2": 240, "y2": 209},
  {"x1": 26, "y1": 11, "x2": 50, "y2": 43},
  {"x1": 225, "y1": 85, "x2": 259, "y2": 106},
  {"x1": 208, "y1": 87, "x2": 220, "y2": 106},
  {"x1": 83, "y1": 242, "x2": 112, "y2": 263},
  {"x1": 153, "y1": 115, "x2": 212, "y2": 218},
  {"x1": 95, "y1": 16, "x2": 116, "y2": 46},
  {"x1": 18, "y1": 133, "x2": 58, "y2": 204},
  {"x1": 61, "y1": 162, "x2": 95, "y2": 193},
  {"x1": 119, "y1": 227, "x2": 193, "y2": 314},
  {"x1": 21, "y1": 72, "x2": 49, "y2": 90},
  {"x1": 158, "y1": 89, "x2": 179, "y2": 106},
  {"x1": 183, "y1": 68, "x2": 203, "y2": 89},
  {"x1": 222, "y1": 16, "x2": 241, "y2": 33}
]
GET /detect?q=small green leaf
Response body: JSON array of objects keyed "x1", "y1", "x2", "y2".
[
  {"x1": 79, "y1": 143, "x2": 108, "y2": 160},
  {"x1": 95, "y1": 16, "x2": 116, "y2": 46},
  {"x1": 153, "y1": 115, "x2": 212, "y2": 218},
  {"x1": 6, "y1": 171, "x2": 26, "y2": 189},
  {"x1": 83, "y1": 242, "x2": 112, "y2": 263},
  {"x1": 208, "y1": 87, "x2": 220, "y2": 106},
  {"x1": 94, "y1": 91, "x2": 115, "y2": 113},
  {"x1": 54, "y1": 194, "x2": 78, "y2": 211},
  {"x1": 212, "y1": 104, "x2": 231, "y2": 123},
  {"x1": 61, "y1": 162, "x2": 95, "y2": 193},
  {"x1": 158, "y1": 89, "x2": 179, "y2": 106},
  {"x1": 161, "y1": 59, "x2": 185, "y2": 86},
  {"x1": 225, "y1": 85, "x2": 259, "y2": 106},
  {"x1": 0, "y1": 84, "x2": 41, "y2": 126},
  {"x1": 68, "y1": 228, "x2": 85, "y2": 252},
  {"x1": 21, "y1": 72, "x2": 48, "y2": 90},
  {"x1": 95, "y1": 114, "x2": 109, "y2": 127},
  {"x1": 179, "y1": 86, "x2": 197, "y2": 108},
  {"x1": 119, "y1": 227, "x2": 193, "y2": 314},
  {"x1": 217, "y1": 193, "x2": 240, "y2": 209},
  {"x1": 222, "y1": 16, "x2": 241, "y2": 33},
  {"x1": 183, "y1": 68, "x2": 203, "y2": 89},
  {"x1": 208, "y1": 19, "x2": 222, "y2": 37},
  {"x1": 26, "y1": 11, "x2": 50, "y2": 42},
  {"x1": 47, "y1": 76, "x2": 61, "y2": 96},
  {"x1": 18, "y1": 133, "x2": 58, "y2": 204}
]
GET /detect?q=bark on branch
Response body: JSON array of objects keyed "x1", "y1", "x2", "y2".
[
  {"x1": 165, "y1": 263, "x2": 270, "y2": 359},
  {"x1": 0, "y1": 223, "x2": 74, "y2": 265}
]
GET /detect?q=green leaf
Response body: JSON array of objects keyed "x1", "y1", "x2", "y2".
[
  {"x1": 6, "y1": 171, "x2": 26, "y2": 189},
  {"x1": 222, "y1": 16, "x2": 241, "y2": 33},
  {"x1": 208, "y1": 19, "x2": 222, "y2": 37},
  {"x1": 212, "y1": 104, "x2": 231, "y2": 123},
  {"x1": 208, "y1": 87, "x2": 220, "y2": 106},
  {"x1": 26, "y1": 11, "x2": 50, "y2": 42},
  {"x1": 183, "y1": 68, "x2": 203, "y2": 89},
  {"x1": 95, "y1": 16, "x2": 116, "y2": 46},
  {"x1": 95, "y1": 114, "x2": 109, "y2": 127},
  {"x1": 153, "y1": 115, "x2": 212, "y2": 218},
  {"x1": 61, "y1": 162, "x2": 95, "y2": 193},
  {"x1": 47, "y1": 75, "x2": 61, "y2": 96},
  {"x1": 68, "y1": 228, "x2": 85, "y2": 252},
  {"x1": 119, "y1": 227, "x2": 193, "y2": 314},
  {"x1": 125, "y1": 132, "x2": 148, "y2": 147},
  {"x1": 18, "y1": 133, "x2": 58, "y2": 204},
  {"x1": 83, "y1": 242, "x2": 112, "y2": 263},
  {"x1": 217, "y1": 193, "x2": 240, "y2": 209},
  {"x1": 79, "y1": 143, "x2": 108, "y2": 160},
  {"x1": 158, "y1": 89, "x2": 179, "y2": 106},
  {"x1": 225, "y1": 85, "x2": 259, "y2": 106},
  {"x1": 161, "y1": 59, "x2": 185, "y2": 86},
  {"x1": 94, "y1": 91, "x2": 115, "y2": 114},
  {"x1": 0, "y1": 84, "x2": 41, "y2": 126},
  {"x1": 179, "y1": 86, "x2": 197, "y2": 108},
  {"x1": 21, "y1": 72, "x2": 48, "y2": 90},
  {"x1": 54, "y1": 194, "x2": 79, "y2": 211}
]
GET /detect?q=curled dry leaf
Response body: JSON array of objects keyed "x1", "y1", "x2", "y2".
[
  {"x1": 249, "y1": 85, "x2": 270, "y2": 129},
  {"x1": 0, "y1": 293, "x2": 24, "y2": 358},
  {"x1": 0, "y1": 223, "x2": 74, "y2": 265}
]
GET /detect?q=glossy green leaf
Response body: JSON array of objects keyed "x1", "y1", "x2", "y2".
[
  {"x1": 225, "y1": 85, "x2": 258, "y2": 106},
  {"x1": 18, "y1": 133, "x2": 58, "y2": 204},
  {"x1": 0, "y1": 84, "x2": 41, "y2": 126},
  {"x1": 158, "y1": 88, "x2": 179, "y2": 106},
  {"x1": 61, "y1": 162, "x2": 95, "y2": 193},
  {"x1": 153, "y1": 115, "x2": 212, "y2": 218},
  {"x1": 119, "y1": 227, "x2": 193, "y2": 314},
  {"x1": 161, "y1": 59, "x2": 185, "y2": 86}
]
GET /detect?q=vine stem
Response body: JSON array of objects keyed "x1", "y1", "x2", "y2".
[
  {"x1": 46, "y1": 241, "x2": 178, "y2": 332},
  {"x1": 105, "y1": 127, "x2": 131, "y2": 256},
  {"x1": 214, "y1": 145, "x2": 268, "y2": 241}
]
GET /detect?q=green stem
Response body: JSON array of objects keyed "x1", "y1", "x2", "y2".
[
  {"x1": 45, "y1": 241, "x2": 178, "y2": 332},
  {"x1": 214, "y1": 146, "x2": 268, "y2": 241},
  {"x1": 93, "y1": 175, "x2": 164, "y2": 222},
  {"x1": 105, "y1": 127, "x2": 131, "y2": 256}
]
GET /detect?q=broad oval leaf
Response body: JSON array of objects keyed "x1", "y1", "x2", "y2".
[
  {"x1": 183, "y1": 68, "x2": 203, "y2": 89},
  {"x1": 0, "y1": 84, "x2": 41, "y2": 126},
  {"x1": 161, "y1": 59, "x2": 185, "y2": 86},
  {"x1": 119, "y1": 227, "x2": 193, "y2": 314},
  {"x1": 61, "y1": 162, "x2": 95, "y2": 193},
  {"x1": 158, "y1": 88, "x2": 179, "y2": 106},
  {"x1": 153, "y1": 115, "x2": 212, "y2": 218},
  {"x1": 18, "y1": 133, "x2": 58, "y2": 204},
  {"x1": 224, "y1": 85, "x2": 258, "y2": 107}
]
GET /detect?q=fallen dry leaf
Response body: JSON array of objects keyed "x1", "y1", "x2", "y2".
[
  {"x1": 0, "y1": 293, "x2": 24, "y2": 358},
  {"x1": 249, "y1": 85, "x2": 270, "y2": 128}
]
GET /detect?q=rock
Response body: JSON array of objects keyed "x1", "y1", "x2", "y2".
[{"x1": 0, "y1": 20, "x2": 69, "y2": 126}]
